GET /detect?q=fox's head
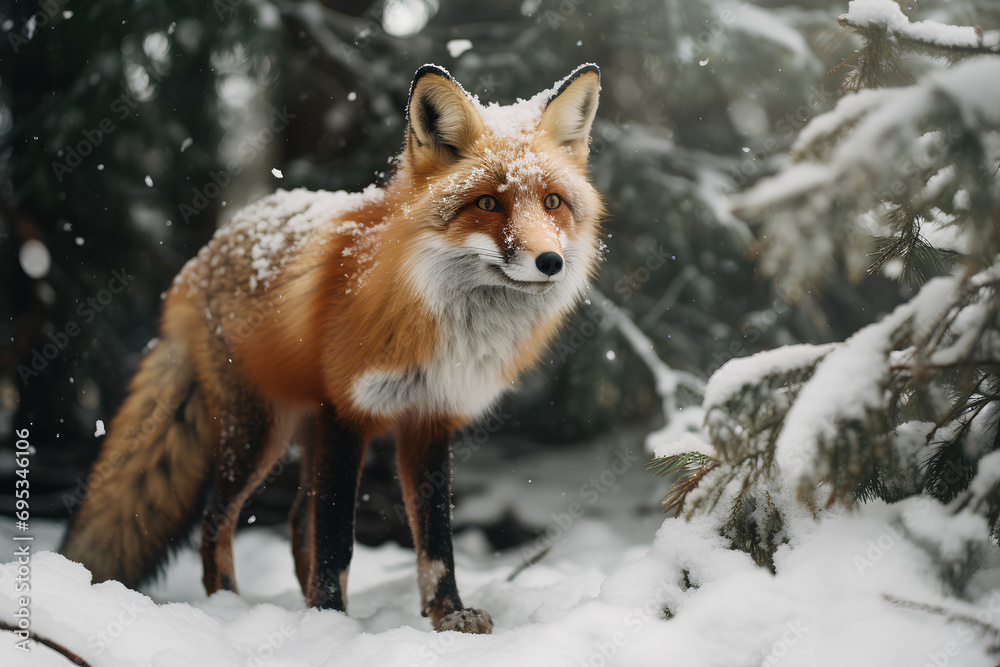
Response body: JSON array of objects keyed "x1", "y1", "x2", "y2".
[{"x1": 390, "y1": 64, "x2": 604, "y2": 314}]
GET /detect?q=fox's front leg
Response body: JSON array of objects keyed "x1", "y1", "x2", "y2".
[
  {"x1": 397, "y1": 419, "x2": 493, "y2": 634},
  {"x1": 306, "y1": 406, "x2": 368, "y2": 610}
]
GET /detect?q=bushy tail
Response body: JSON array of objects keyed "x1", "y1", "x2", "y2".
[{"x1": 61, "y1": 334, "x2": 215, "y2": 588}]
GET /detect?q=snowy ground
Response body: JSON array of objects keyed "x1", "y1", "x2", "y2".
[{"x1": 2, "y1": 437, "x2": 999, "y2": 666}]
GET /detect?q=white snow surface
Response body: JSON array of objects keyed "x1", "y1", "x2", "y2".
[{"x1": 4, "y1": 442, "x2": 999, "y2": 666}]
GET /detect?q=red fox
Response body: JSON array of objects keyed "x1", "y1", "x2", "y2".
[{"x1": 61, "y1": 64, "x2": 603, "y2": 634}]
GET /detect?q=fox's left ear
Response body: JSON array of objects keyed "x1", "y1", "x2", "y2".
[{"x1": 538, "y1": 64, "x2": 601, "y2": 165}]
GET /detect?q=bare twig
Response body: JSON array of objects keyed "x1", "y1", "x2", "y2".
[
  {"x1": 507, "y1": 545, "x2": 552, "y2": 582},
  {"x1": 0, "y1": 621, "x2": 91, "y2": 666}
]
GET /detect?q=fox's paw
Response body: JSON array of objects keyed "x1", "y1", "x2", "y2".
[{"x1": 435, "y1": 607, "x2": 494, "y2": 634}]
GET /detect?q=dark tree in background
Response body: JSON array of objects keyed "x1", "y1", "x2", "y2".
[
  {"x1": 5, "y1": 0, "x2": 983, "y2": 543},
  {"x1": 1, "y1": 0, "x2": 283, "y2": 520}
]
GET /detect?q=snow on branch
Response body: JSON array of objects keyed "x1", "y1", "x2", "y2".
[
  {"x1": 731, "y1": 58, "x2": 1000, "y2": 297},
  {"x1": 839, "y1": 0, "x2": 1000, "y2": 57},
  {"x1": 774, "y1": 274, "x2": 958, "y2": 499},
  {"x1": 735, "y1": 60, "x2": 1000, "y2": 217},
  {"x1": 671, "y1": 256, "x2": 1000, "y2": 529},
  {"x1": 652, "y1": 6, "x2": 1000, "y2": 571}
]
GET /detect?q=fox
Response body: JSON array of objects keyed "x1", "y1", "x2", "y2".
[{"x1": 61, "y1": 63, "x2": 604, "y2": 634}]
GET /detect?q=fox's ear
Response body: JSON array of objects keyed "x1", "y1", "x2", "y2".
[
  {"x1": 407, "y1": 65, "x2": 483, "y2": 171},
  {"x1": 538, "y1": 64, "x2": 600, "y2": 165}
]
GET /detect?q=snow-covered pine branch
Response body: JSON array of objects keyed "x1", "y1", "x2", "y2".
[
  {"x1": 731, "y1": 57, "x2": 1000, "y2": 297},
  {"x1": 838, "y1": 0, "x2": 1000, "y2": 92},
  {"x1": 652, "y1": 3, "x2": 1000, "y2": 577}
]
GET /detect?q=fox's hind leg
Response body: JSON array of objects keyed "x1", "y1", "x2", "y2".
[
  {"x1": 290, "y1": 415, "x2": 317, "y2": 595},
  {"x1": 397, "y1": 419, "x2": 493, "y2": 634},
  {"x1": 199, "y1": 390, "x2": 283, "y2": 595}
]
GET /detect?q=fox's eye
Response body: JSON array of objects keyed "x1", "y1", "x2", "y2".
[
  {"x1": 544, "y1": 193, "x2": 562, "y2": 210},
  {"x1": 476, "y1": 195, "x2": 502, "y2": 212}
]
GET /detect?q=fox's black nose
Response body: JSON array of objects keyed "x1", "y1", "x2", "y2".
[{"x1": 535, "y1": 252, "x2": 563, "y2": 277}]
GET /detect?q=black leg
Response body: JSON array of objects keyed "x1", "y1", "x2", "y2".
[
  {"x1": 397, "y1": 419, "x2": 493, "y2": 634},
  {"x1": 306, "y1": 405, "x2": 368, "y2": 610}
]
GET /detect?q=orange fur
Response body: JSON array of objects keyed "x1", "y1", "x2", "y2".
[{"x1": 62, "y1": 64, "x2": 605, "y2": 634}]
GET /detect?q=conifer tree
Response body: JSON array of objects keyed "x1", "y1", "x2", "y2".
[{"x1": 653, "y1": 0, "x2": 1000, "y2": 584}]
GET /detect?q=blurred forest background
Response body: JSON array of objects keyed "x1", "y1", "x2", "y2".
[{"x1": 1, "y1": 0, "x2": 996, "y2": 548}]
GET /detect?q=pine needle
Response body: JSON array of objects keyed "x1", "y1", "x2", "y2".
[{"x1": 648, "y1": 453, "x2": 719, "y2": 517}]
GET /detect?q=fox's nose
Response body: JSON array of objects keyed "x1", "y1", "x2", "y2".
[{"x1": 535, "y1": 252, "x2": 563, "y2": 277}]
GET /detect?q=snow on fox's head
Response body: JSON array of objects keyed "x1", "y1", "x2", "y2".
[{"x1": 396, "y1": 64, "x2": 604, "y2": 299}]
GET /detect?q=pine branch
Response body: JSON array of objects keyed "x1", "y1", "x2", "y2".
[
  {"x1": 882, "y1": 594, "x2": 1000, "y2": 644},
  {"x1": 839, "y1": 25, "x2": 913, "y2": 92},
  {"x1": 671, "y1": 0, "x2": 1000, "y2": 574},
  {"x1": 838, "y1": 6, "x2": 1000, "y2": 94},
  {"x1": 648, "y1": 453, "x2": 718, "y2": 517},
  {"x1": 723, "y1": 491, "x2": 785, "y2": 572},
  {"x1": 922, "y1": 420, "x2": 981, "y2": 503}
]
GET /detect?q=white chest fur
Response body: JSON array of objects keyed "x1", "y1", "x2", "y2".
[
  {"x1": 348, "y1": 235, "x2": 590, "y2": 420},
  {"x1": 349, "y1": 287, "x2": 540, "y2": 419}
]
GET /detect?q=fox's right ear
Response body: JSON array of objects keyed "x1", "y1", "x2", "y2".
[{"x1": 406, "y1": 65, "x2": 483, "y2": 172}]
